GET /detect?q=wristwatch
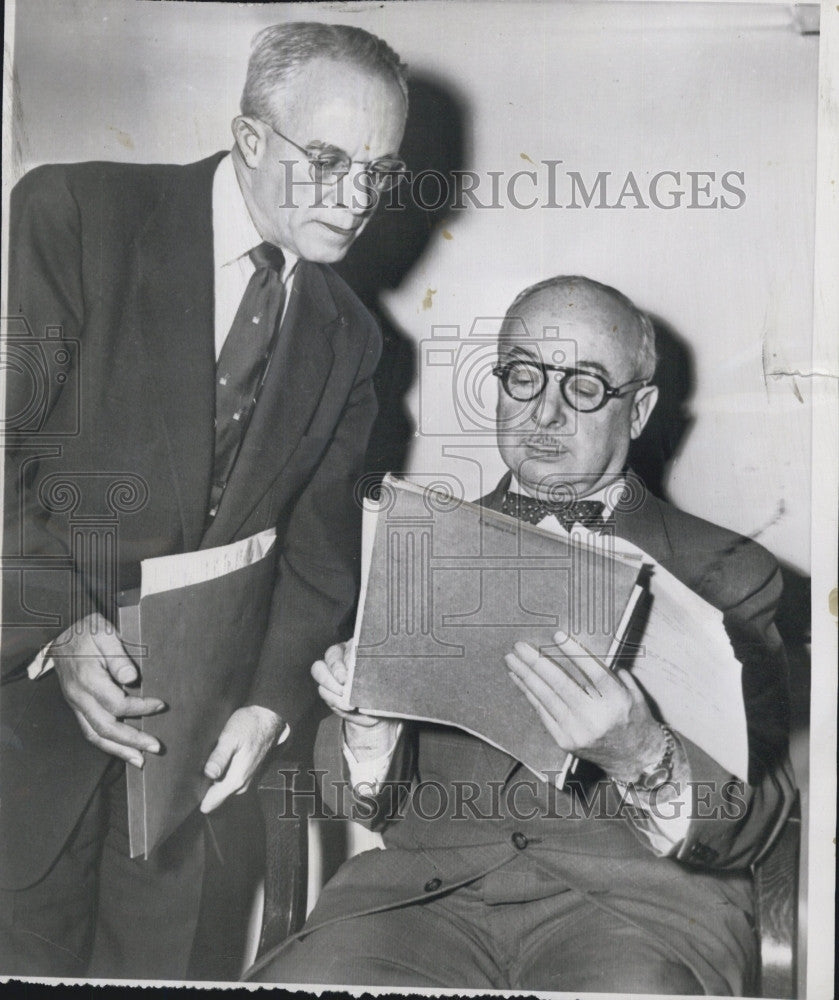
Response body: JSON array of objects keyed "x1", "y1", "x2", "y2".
[{"x1": 615, "y1": 723, "x2": 676, "y2": 792}]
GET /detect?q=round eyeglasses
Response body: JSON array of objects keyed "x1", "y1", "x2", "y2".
[
  {"x1": 492, "y1": 359, "x2": 649, "y2": 413},
  {"x1": 266, "y1": 123, "x2": 407, "y2": 192}
]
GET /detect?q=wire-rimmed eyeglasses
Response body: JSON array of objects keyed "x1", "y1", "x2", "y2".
[
  {"x1": 492, "y1": 358, "x2": 649, "y2": 413},
  {"x1": 265, "y1": 122, "x2": 407, "y2": 192}
]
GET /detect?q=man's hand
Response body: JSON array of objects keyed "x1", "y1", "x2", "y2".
[
  {"x1": 505, "y1": 630, "x2": 664, "y2": 778},
  {"x1": 312, "y1": 642, "x2": 399, "y2": 761},
  {"x1": 51, "y1": 612, "x2": 166, "y2": 768},
  {"x1": 200, "y1": 705, "x2": 283, "y2": 813}
]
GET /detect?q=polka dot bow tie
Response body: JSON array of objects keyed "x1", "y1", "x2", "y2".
[{"x1": 500, "y1": 491, "x2": 609, "y2": 530}]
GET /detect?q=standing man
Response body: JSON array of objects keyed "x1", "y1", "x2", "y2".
[
  {"x1": 1, "y1": 22, "x2": 407, "y2": 979},
  {"x1": 251, "y1": 276, "x2": 795, "y2": 995}
]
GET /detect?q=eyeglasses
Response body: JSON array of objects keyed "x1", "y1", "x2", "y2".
[
  {"x1": 265, "y1": 122, "x2": 407, "y2": 192},
  {"x1": 492, "y1": 358, "x2": 649, "y2": 413}
]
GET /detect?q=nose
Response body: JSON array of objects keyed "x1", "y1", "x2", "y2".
[
  {"x1": 331, "y1": 165, "x2": 380, "y2": 216},
  {"x1": 531, "y1": 375, "x2": 569, "y2": 428}
]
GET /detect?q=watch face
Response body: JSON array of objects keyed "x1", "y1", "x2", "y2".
[{"x1": 638, "y1": 765, "x2": 670, "y2": 791}]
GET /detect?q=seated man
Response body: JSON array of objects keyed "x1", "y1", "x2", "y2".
[{"x1": 249, "y1": 275, "x2": 795, "y2": 995}]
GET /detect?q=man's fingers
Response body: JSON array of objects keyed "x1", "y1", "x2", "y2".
[
  {"x1": 324, "y1": 643, "x2": 350, "y2": 669},
  {"x1": 551, "y1": 630, "x2": 615, "y2": 692},
  {"x1": 317, "y1": 685, "x2": 380, "y2": 726},
  {"x1": 200, "y1": 781, "x2": 229, "y2": 814},
  {"x1": 615, "y1": 668, "x2": 648, "y2": 704},
  {"x1": 115, "y1": 694, "x2": 167, "y2": 718},
  {"x1": 81, "y1": 617, "x2": 139, "y2": 685},
  {"x1": 311, "y1": 658, "x2": 346, "y2": 693},
  {"x1": 204, "y1": 730, "x2": 238, "y2": 781},
  {"x1": 317, "y1": 683, "x2": 349, "y2": 712},
  {"x1": 509, "y1": 644, "x2": 593, "y2": 707},
  {"x1": 508, "y1": 673, "x2": 569, "y2": 750},
  {"x1": 511, "y1": 640, "x2": 592, "y2": 694},
  {"x1": 105, "y1": 658, "x2": 140, "y2": 686},
  {"x1": 64, "y1": 663, "x2": 165, "y2": 721},
  {"x1": 201, "y1": 751, "x2": 250, "y2": 813},
  {"x1": 75, "y1": 714, "x2": 146, "y2": 768},
  {"x1": 505, "y1": 651, "x2": 567, "y2": 719},
  {"x1": 76, "y1": 693, "x2": 161, "y2": 753}
]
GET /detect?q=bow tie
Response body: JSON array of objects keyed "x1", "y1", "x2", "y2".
[{"x1": 501, "y1": 491, "x2": 609, "y2": 530}]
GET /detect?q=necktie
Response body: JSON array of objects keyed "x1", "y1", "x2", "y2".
[
  {"x1": 500, "y1": 490, "x2": 608, "y2": 531},
  {"x1": 209, "y1": 242, "x2": 286, "y2": 519}
]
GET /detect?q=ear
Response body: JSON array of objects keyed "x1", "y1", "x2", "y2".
[
  {"x1": 231, "y1": 116, "x2": 267, "y2": 168},
  {"x1": 629, "y1": 385, "x2": 658, "y2": 439}
]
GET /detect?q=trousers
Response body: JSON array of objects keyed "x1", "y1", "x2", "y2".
[
  {"x1": 0, "y1": 758, "x2": 261, "y2": 980},
  {"x1": 259, "y1": 857, "x2": 706, "y2": 993}
]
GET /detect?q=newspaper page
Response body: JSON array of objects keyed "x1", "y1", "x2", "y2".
[{"x1": 1, "y1": 1, "x2": 835, "y2": 997}]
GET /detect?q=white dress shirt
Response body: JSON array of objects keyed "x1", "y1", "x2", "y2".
[
  {"x1": 212, "y1": 153, "x2": 298, "y2": 358},
  {"x1": 29, "y1": 153, "x2": 297, "y2": 682}
]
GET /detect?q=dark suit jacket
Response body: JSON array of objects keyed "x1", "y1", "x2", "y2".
[
  {"x1": 253, "y1": 473, "x2": 795, "y2": 994},
  {"x1": 1, "y1": 154, "x2": 381, "y2": 889}
]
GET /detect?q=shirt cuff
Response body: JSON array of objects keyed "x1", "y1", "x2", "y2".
[
  {"x1": 638, "y1": 794, "x2": 691, "y2": 853},
  {"x1": 27, "y1": 648, "x2": 55, "y2": 680},
  {"x1": 342, "y1": 722, "x2": 403, "y2": 793},
  {"x1": 614, "y1": 782, "x2": 691, "y2": 854}
]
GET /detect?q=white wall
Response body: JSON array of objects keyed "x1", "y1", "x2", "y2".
[{"x1": 10, "y1": 0, "x2": 818, "y2": 573}]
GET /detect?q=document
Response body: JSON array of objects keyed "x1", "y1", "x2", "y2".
[
  {"x1": 346, "y1": 476, "x2": 749, "y2": 785},
  {"x1": 344, "y1": 476, "x2": 644, "y2": 786},
  {"x1": 611, "y1": 535, "x2": 750, "y2": 780},
  {"x1": 118, "y1": 529, "x2": 276, "y2": 859}
]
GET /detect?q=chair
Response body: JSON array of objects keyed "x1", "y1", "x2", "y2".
[
  {"x1": 752, "y1": 794, "x2": 801, "y2": 999},
  {"x1": 255, "y1": 754, "x2": 802, "y2": 997}
]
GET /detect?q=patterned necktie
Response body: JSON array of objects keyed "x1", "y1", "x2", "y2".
[
  {"x1": 209, "y1": 242, "x2": 286, "y2": 519},
  {"x1": 500, "y1": 490, "x2": 608, "y2": 531}
]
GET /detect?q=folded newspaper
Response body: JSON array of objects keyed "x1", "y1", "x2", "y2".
[{"x1": 343, "y1": 475, "x2": 749, "y2": 788}]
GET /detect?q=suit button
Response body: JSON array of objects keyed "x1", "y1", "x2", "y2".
[
  {"x1": 424, "y1": 878, "x2": 442, "y2": 892},
  {"x1": 511, "y1": 831, "x2": 528, "y2": 850}
]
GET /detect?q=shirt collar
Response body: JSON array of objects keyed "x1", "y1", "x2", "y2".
[{"x1": 212, "y1": 152, "x2": 299, "y2": 278}]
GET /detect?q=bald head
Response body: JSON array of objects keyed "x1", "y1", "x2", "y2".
[
  {"x1": 494, "y1": 275, "x2": 659, "y2": 500},
  {"x1": 500, "y1": 276, "x2": 657, "y2": 383}
]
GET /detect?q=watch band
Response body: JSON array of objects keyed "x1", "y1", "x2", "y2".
[{"x1": 613, "y1": 723, "x2": 676, "y2": 791}]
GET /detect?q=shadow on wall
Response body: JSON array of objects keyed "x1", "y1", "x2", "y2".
[
  {"x1": 630, "y1": 317, "x2": 811, "y2": 738},
  {"x1": 628, "y1": 315, "x2": 695, "y2": 503},
  {"x1": 336, "y1": 72, "x2": 468, "y2": 484}
]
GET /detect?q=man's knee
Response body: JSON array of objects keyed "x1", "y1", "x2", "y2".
[
  {"x1": 519, "y1": 947, "x2": 704, "y2": 995},
  {"x1": 250, "y1": 927, "x2": 434, "y2": 988}
]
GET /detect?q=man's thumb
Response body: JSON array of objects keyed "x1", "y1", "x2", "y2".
[
  {"x1": 97, "y1": 625, "x2": 139, "y2": 685},
  {"x1": 618, "y1": 668, "x2": 646, "y2": 703},
  {"x1": 204, "y1": 731, "x2": 237, "y2": 780}
]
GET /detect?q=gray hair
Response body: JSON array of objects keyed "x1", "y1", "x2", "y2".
[
  {"x1": 503, "y1": 275, "x2": 657, "y2": 382},
  {"x1": 241, "y1": 22, "x2": 409, "y2": 123}
]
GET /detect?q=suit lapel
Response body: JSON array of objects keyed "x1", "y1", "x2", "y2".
[
  {"x1": 132, "y1": 154, "x2": 224, "y2": 552},
  {"x1": 201, "y1": 261, "x2": 338, "y2": 546},
  {"x1": 611, "y1": 481, "x2": 674, "y2": 566},
  {"x1": 479, "y1": 470, "x2": 512, "y2": 513}
]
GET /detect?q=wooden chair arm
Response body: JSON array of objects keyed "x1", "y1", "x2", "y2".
[
  {"x1": 753, "y1": 793, "x2": 801, "y2": 998},
  {"x1": 255, "y1": 748, "x2": 313, "y2": 959}
]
